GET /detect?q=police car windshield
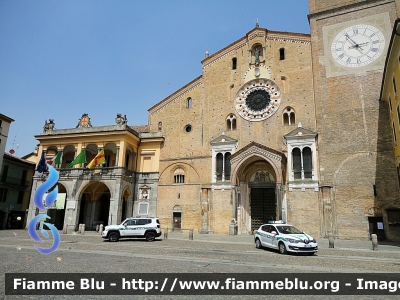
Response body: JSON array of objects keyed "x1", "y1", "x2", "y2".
[{"x1": 276, "y1": 226, "x2": 302, "y2": 234}]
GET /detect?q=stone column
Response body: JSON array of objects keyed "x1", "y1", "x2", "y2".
[
  {"x1": 199, "y1": 188, "x2": 210, "y2": 234},
  {"x1": 117, "y1": 141, "x2": 126, "y2": 167},
  {"x1": 229, "y1": 188, "x2": 238, "y2": 235},
  {"x1": 276, "y1": 184, "x2": 282, "y2": 220},
  {"x1": 64, "y1": 198, "x2": 78, "y2": 232},
  {"x1": 107, "y1": 176, "x2": 123, "y2": 225},
  {"x1": 321, "y1": 186, "x2": 334, "y2": 237},
  {"x1": 115, "y1": 147, "x2": 120, "y2": 167},
  {"x1": 263, "y1": 47, "x2": 266, "y2": 62},
  {"x1": 126, "y1": 191, "x2": 134, "y2": 218}
]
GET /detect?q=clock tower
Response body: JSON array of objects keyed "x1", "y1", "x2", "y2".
[{"x1": 309, "y1": 0, "x2": 400, "y2": 240}]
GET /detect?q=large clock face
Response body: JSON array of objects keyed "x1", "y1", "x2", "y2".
[
  {"x1": 331, "y1": 24, "x2": 385, "y2": 68},
  {"x1": 234, "y1": 79, "x2": 281, "y2": 122}
]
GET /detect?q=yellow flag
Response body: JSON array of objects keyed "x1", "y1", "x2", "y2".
[{"x1": 87, "y1": 149, "x2": 106, "y2": 168}]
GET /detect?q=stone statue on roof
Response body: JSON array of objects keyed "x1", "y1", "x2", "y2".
[
  {"x1": 43, "y1": 119, "x2": 55, "y2": 132},
  {"x1": 115, "y1": 113, "x2": 128, "y2": 125}
]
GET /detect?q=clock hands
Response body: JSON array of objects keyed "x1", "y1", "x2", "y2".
[
  {"x1": 348, "y1": 42, "x2": 369, "y2": 50},
  {"x1": 345, "y1": 34, "x2": 364, "y2": 53}
]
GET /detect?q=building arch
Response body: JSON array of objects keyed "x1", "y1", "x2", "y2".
[
  {"x1": 230, "y1": 143, "x2": 285, "y2": 186},
  {"x1": 159, "y1": 162, "x2": 201, "y2": 185},
  {"x1": 104, "y1": 143, "x2": 117, "y2": 167},
  {"x1": 77, "y1": 181, "x2": 111, "y2": 230},
  {"x1": 85, "y1": 144, "x2": 99, "y2": 166},
  {"x1": 61, "y1": 145, "x2": 76, "y2": 168}
]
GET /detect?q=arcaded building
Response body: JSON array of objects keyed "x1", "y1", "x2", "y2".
[{"x1": 27, "y1": 0, "x2": 400, "y2": 240}]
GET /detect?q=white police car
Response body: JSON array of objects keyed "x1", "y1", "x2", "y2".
[
  {"x1": 102, "y1": 217, "x2": 162, "y2": 242},
  {"x1": 254, "y1": 221, "x2": 318, "y2": 255}
]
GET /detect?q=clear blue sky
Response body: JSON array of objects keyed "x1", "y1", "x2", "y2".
[{"x1": 0, "y1": 0, "x2": 310, "y2": 157}]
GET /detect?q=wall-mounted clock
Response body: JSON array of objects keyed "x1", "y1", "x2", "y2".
[
  {"x1": 323, "y1": 12, "x2": 390, "y2": 77},
  {"x1": 331, "y1": 24, "x2": 385, "y2": 68}
]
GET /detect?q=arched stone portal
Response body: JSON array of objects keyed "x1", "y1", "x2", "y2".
[
  {"x1": 230, "y1": 142, "x2": 286, "y2": 233},
  {"x1": 78, "y1": 182, "x2": 111, "y2": 230}
]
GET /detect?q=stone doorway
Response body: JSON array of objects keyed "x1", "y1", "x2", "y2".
[
  {"x1": 173, "y1": 211, "x2": 182, "y2": 231},
  {"x1": 250, "y1": 188, "x2": 276, "y2": 231},
  {"x1": 368, "y1": 216, "x2": 385, "y2": 241}
]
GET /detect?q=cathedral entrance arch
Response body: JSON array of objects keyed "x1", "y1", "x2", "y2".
[
  {"x1": 248, "y1": 168, "x2": 277, "y2": 231},
  {"x1": 229, "y1": 142, "x2": 286, "y2": 233},
  {"x1": 78, "y1": 182, "x2": 111, "y2": 230}
]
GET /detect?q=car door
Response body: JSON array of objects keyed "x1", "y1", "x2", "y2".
[
  {"x1": 269, "y1": 225, "x2": 279, "y2": 249},
  {"x1": 259, "y1": 225, "x2": 272, "y2": 248},
  {"x1": 137, "y1": 219, "x2": 151, "y2": 236},
  {"x1": 124, "y1": 219, "x2": 138, "y2": 237}
]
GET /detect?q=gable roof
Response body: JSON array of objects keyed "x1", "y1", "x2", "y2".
[
  {"x1": 284, "y1": 125, "x2": 317, "y2": 138},
  {"x1": 210, "y1": 132, "x2": 238, "y2": 145},
  {"x1": 229, "y1": 141, "x2": 287, "y2": 164}
]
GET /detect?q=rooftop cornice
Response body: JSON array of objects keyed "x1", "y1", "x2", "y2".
[
  {"x1": 36, "y1": 125, "x2": 140, "y2": 139},
  {"x1": 148, "y1": 76, "x2": 202, "y2": 116},
  {"x1": 201, "y1": 28, "x2": 310, "y2": 69}
]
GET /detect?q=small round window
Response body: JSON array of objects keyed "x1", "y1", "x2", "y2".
[{"x1": 184, "y1": 124, "x2": 192, "y2": 133}]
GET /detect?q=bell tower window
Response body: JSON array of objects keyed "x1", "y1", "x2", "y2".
[
  {"x1": 283, "y1": 107, "x2": 295, "y2": 125},
  {"x1": 226, "y1": 114, "x2": 237, "y2": 131},
  {"x1": 187, "y1": 97, "x2": 192, "y2": 108}
]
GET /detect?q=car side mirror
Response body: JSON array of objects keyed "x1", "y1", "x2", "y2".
[{"x1": 271, "y1": 231, "x2": 277, "y2": 235}]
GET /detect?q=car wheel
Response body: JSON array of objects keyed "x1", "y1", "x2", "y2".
[
  {"x1": 108, "y1": 232, "x2": 119, "y2": 242},
  {"x1": 145, "y1": 231, "x2": 156, "y2": 242},
  {"x1": 255, "y1": 238, "x2": 263, "y2": 249},
  {"x1": 278, "y1": 242, "x2": 287, "y2": 254}
]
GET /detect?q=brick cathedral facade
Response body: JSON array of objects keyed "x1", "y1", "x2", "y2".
[
  {"x1": 28, "y1": 0, "x2": 400, "y2": 241},
  {"x1": 146, "y1": 0, "x2": 400, "y2": 240}
]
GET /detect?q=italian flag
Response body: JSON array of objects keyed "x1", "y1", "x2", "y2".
[
  {"x1": 47, "y1": 151, "x2": 61, "y2": 167},
  {"x1": 87, "y1": 149, "x2": 106, "y2": 168}
]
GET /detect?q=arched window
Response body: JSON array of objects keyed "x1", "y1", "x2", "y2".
[
  {"x1": 292, "y1": 148, "x2": 302, "y2": 179},
  {"x1": 292, "y1": 147, "x2": 313, "y2": 180},
  {"x1": 174, "y1": 167, "x2": 185, "y2": 183},
  {"x1": 283, "y1": 114, "x2": 289, "y2": 126},
  {"x1": 290, "y1": 112, "x2": 295, "y2": 125},
  {"x1": 226, "y1": 114, "x2": 237, "y2": 131},
  {"x1": 187, "y1": 97, "x2": 192, "y2": 108},
  {"x1": 232, "y1": 57, "x2": 237, "y2": 70},
  {"x1": 216, "y1": 153, "x2": 223, "y2": 181},
  {"x1": 303, "y1": 147, "x2": 312, "y2": 179},
  {"x1": 282, "y1": 107, "x2": 295, "y2": 125},
  {"x1": 224, "y1": 152, "x2": 231, "y2": 181},
  {"x1": 279, "y1": 48, "x2": 285, "y2": 60},
  {"x1": 216, "y1": 152, "x2": 231, "y2": 182}
]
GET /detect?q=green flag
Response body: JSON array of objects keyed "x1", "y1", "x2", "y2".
[{"x1": 66, "y1": 149, "x2": 86, "y2": 168}]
